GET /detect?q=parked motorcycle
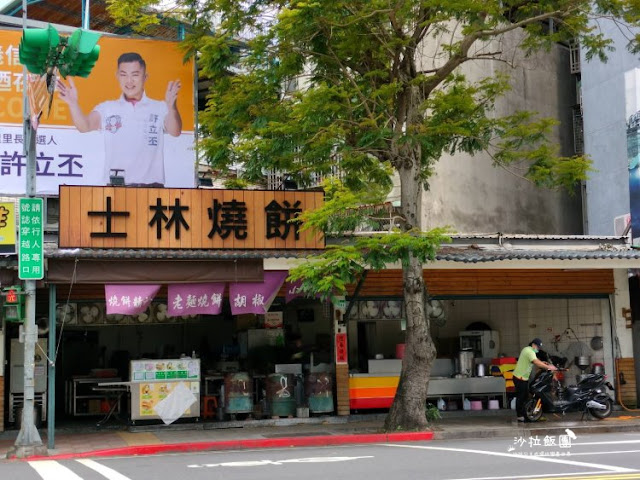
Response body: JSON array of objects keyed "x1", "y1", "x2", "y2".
[{"x1": 524, "y1": 360, "x2": 615, "y2": 422}]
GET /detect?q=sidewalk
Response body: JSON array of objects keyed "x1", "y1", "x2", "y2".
[{"x1": 2, "y1": 409, "x2": 640, "y2": 461}]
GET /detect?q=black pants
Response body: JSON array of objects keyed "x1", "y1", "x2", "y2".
[{"x1": 513, "y1": 376, "x2": 529, "y2": 418}]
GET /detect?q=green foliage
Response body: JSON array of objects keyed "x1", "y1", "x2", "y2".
[
  {"x1": 101, "y1": 0, "x2": 635, "y2": 196},
  {"x1": 425, "y1": 403, "x2": 442, "y2": 422},
  {"x1": 223, "y1": 177, "x2": 250, "y2": 189},
  {"x1": 288, "y1": 227, "x2": 451, "y2": 300}
]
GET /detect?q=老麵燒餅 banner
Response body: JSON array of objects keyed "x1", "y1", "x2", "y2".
[{"x1": 0, "y1": 29, "x2": 195, "y2": 193}]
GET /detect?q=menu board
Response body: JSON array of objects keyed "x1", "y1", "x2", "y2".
[
  {"x1": 130, "y1": 359, "x2": 200, "y2": 381},
  {"x1": 129, "y1": 358, "x2": 201, "y2": 421},
  {"x1": 138, "y1": 381, "x2": 200, "y2": 417}
]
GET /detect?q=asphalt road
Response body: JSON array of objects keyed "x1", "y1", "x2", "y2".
[{"x1": 4, "y1": 431, "x2": 640, "y2": 480}]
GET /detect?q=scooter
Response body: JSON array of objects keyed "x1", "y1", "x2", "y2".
[{"x1": 524, "y1": 361, "x2": 615, "y2": 422}]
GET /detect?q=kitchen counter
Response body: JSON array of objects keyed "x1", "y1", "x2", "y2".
[{"x1": 348, "y1": 374, "x2": 506, "y2": 410}]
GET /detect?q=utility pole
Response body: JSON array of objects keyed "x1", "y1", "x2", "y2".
[
  {"x1": 7, "y1": 8, "x2": 100, "y2": 458},
  {"x1": 7, "y1": 0, "x2": 46, "y2": 459}
]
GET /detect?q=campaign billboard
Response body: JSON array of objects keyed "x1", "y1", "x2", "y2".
[{"x1": 0, "y1": 29, "x2": 195, "y2": 194}]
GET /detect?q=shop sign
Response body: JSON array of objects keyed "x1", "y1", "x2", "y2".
[
  {"x1": 335, "y1": 333, "x2": 348, "y2": 364},
  {"x1": 105, "y1": 284, "x2": 161, "y2": 315},
  {"x1": 264, "y1": 311, "x2": 283, "y2": 328},
  {"x1": 229, "y1": 271, "x2": 288, "y2": 315},
  {"x1": 167, "y1": 283, "x2": 225, "y2": 317},
  {"x1": 18, "y1": 197, "x2": 43, "y2": 280},
  {"x1": 131, "y1": 359, "x2": 199, "y2": 381},
  {"x1": 58, "y1": 186, "x2": 324, "y2": 250}
]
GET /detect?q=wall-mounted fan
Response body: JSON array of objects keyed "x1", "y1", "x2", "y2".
[
  {"x1": 360, "y1": 301, "x2": 381, "y2": 319},
  {"x1": 78, "y1": 303, "x2": 104, "y2": 325},
  {"x1": 427, "y1": 299, "x2": 446, "y2": 327},
  {"x1": 56, "y1": 303, "x2": 77, "y2": 325},
  {"x1": 154, "y1": 303, "x2": 171, "y2": 322},
  {"x1": 105, "y1": 313, "x2": 128, "y2": 325},
  {"x1": 382, "y1": 300, "x2": 402, "y2": 319},
  {"x1": 134, "y1": 309, "x2": 153, "y2": 323}
]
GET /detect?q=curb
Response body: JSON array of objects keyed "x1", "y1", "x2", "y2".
[{"x1": 20, "y1": 431, "x2": 435, "y2": 461}]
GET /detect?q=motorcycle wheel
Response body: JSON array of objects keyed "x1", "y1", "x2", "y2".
[
  {"x1": 524, "y1": 398, "x2": 543, "y2": 422},
  {"x1": 588, "y1": 398, "x2": 613, "y2": 419}
]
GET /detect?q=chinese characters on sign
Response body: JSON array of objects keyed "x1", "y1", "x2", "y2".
[
  {"x1": 104, "y1": 284, "x2": 161, "y2": 315},
  {"x1": 167, "y1": 283, "x2": 225, "y2": 317},
  {"x1": 59, "y1": 187, "x2": 324, "y2": 250},
  {"x1": 508, "y1": 432, "x2": 574, "y2": 456},
  {"x1": 18, "y1": 197, "x2": 43, "y2": 280},
  {"x1": 335, "y1": 333, "x2": 348, "y2": 364},
  {"x1": 228, "y1": 271, "x2": 288, "y2": 315}
]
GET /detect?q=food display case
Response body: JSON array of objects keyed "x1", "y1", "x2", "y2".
[{"x1": 129, "y1": 358, "x2": 200, "y2": 422}]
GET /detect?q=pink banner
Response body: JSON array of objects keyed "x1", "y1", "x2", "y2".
[
  {"x1": 168, "y1": 283, "x2": 226, "y2": 317},
  {"x1": 285, "y1": 280, "x2": 304, "y2": 303},
  {"x1": 285, "y1": 279, "x2": 321, "y2": 303},
  {"x1": 229, "y1": 271, "x2": 288, "y2": 315},
  {"x1": 105, "y1": 284, "x2": 161, "y2": 315}
]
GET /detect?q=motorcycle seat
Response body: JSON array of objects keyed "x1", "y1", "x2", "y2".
[{"x1": 567, "y1": 386, "x2": 579, "y2": 395}]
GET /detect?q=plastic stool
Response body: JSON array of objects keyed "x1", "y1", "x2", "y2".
[{"x1": 202, "y1": 396, "x2": 218, "y2": 419}]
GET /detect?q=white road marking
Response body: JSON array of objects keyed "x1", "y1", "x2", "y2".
[
  {"x1": 568, "y1": 449, "x2": 640, "y2": 456},
  {"x1": 28, "y1": 460, "x2": 84, "y2": 480},
  {"x1": 76, "y1": 459, "x2": 133, "y2": 480},
  {"x1": 187, "y1": 455, "x2": 374, "y2": 468},
  {"x1": 426, "y1": 472, "x2": 610, "y2": 480},
  {"x1": 574, "y1": 440, "x2": 640, "y2": 446},
  {"x1": 383, "y1": 444, "x2": 635, "y2": 473}
]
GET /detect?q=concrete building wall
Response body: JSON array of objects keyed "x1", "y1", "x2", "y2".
[
  {"x1": 388, "y1": 29, "x2": 583, "y2": 234},
  {"x1": 581, "y1": 21, "x2": 636, "y2": 235}
]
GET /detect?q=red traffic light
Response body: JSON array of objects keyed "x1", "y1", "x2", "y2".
[{"x1": 6, "y1": 289, "x2": 17, "y2": 303}]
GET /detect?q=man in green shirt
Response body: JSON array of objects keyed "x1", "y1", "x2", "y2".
[{"x1": 513, "y1": 338, "x2": 557, "y2": 422}]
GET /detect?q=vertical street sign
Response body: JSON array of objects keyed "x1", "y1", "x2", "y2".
[{"x1": 18, "y1": 197, "x2": 43, "y2": 280}]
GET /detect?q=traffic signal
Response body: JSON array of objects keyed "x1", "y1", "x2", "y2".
[
  {"x1": 3, "y1": 285, "x2": 24, "y2": 323},
  {"x1": 19, "y1": 24, "x2": 60, "y2": 75},
  {"x1": 58, "y1": 28, "x2": 101, "y2": 78}
]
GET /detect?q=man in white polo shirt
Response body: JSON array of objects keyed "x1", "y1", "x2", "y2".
[{"x1": 56, "y1": 52, "x2": 182, "y2": 186}]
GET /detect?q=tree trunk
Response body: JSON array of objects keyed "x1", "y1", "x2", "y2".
[{"x1": 384, "y1": 150, "x2": 437, "y2": 432}]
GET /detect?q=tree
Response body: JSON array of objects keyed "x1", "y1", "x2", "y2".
[{"x1": 108, "y1": 0, "x2": 640, "y2": 430}]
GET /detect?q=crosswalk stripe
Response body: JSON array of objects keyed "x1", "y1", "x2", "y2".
[
  {"x1": 28, "y1": 460, "x2": 84, "y2": 480},
  {"x1": 76, "y1": 459, "x2": 133, "y2": 480}
]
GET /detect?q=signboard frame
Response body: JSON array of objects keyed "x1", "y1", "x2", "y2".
[{"x1": 18, "y1": 197, "x2": 44, "y2": 280}]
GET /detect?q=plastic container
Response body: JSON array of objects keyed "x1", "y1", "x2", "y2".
[
  {"x1": 395, "y1": 344, "x2": 406, "y2": 359},
  {"x1": 488, "y1": 399, "x2": 500, "y2": 410},
  {"x1": 470, "y1": 400, "x2": 483, "y2": 411},
  {"x1": 510, "y1": 397, "x2": 517, "y2": 410},
  {"x1": 437, "y1": 398, "x2": 446, "y2": 411},
  {"x1": 463, "y1": 398, "x2": 471, "y2": 410}
]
